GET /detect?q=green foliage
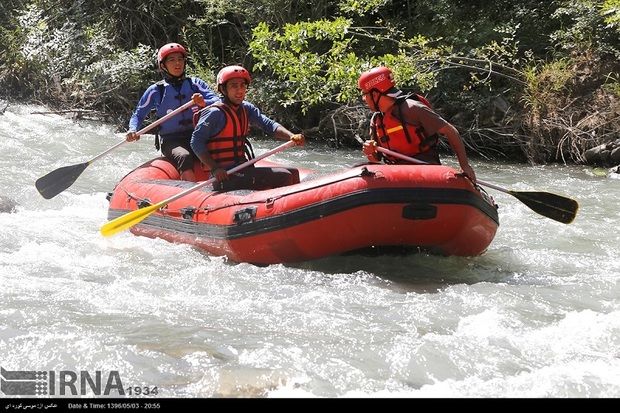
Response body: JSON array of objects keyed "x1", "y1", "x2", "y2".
[
  {"x1": 551, "y1": 0, "x2": 620, "y2": 55},
  {"x1": 77, "y1": 44, "x2": 156, "y2": 112},
  {"x1": 1, "y1": 0, "x2": 620, "y2": 163},
  {"x1": 0, "y1": 1, "x2": 30, "y2": 98},
  {"x1": 249, "y1": 17, "x2": 448, "y2": 114},
  {"x1": 520, "y1": 59, "x2": 573, "y2": 112},
  {"x1": 338, "y1": 0, "x2": 389, "y2": 15},
  {"x1": 191, "y1": 0, "x2": 340, "y2": 66},
  {"x1": 602, "y1": 0, "x2": 620, "y2": 30},
  {"x1": 602, "y1": 72, "x2": 620, "y2": 97},
  {"x1": 251, "y1": 18, "x2": 358, "y2": 111}
]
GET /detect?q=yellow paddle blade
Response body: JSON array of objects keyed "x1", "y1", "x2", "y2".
[
  {"x1": 101, "y1": 139, "x2": 298, "y2": 237},
  {"x1": 100, "y1": 200, "x2": 168, "y2": 237}
]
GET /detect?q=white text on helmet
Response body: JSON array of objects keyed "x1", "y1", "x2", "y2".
[{"x1": 364, "y1": 73, "x2": 387, "y2": 90}]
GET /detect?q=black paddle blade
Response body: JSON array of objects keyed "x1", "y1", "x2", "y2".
[
  {"x1": 509, "y1": 190, "x2": 579, "y2": 224},
  {"x1": 35, "y1": 162, "x2": 89, "y2": 199}
]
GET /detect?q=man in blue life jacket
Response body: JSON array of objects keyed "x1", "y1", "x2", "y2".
[{"x1": 125, "y1": 43, "x2": 219, "y2": 181}]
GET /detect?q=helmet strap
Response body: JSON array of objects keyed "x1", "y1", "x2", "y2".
[
  {"x1": 160, "y1": 62, "x2": 186, "y2": 84},
  {"x1": 371, "y1": 91, "x2": 383, "y2": 111}
]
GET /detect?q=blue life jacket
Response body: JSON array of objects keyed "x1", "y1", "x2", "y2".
[{"x1": 155, "y1": 78, "x2": 200, "y2": 138}]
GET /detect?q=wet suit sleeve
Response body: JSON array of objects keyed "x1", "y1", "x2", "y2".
[
  {"x1": 128, "y1": 84, "x2": 159, "y2": 132},
  {"x1": 243, "y1": 101, "x2": 281, "y2": 135},
  {"x1": 191, "y1": 77, "x2": 220, "y2": 106}
]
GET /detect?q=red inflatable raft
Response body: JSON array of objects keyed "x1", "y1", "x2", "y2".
[{"x1": 105, "y1": 156, "x2": 499, "y2": 265}]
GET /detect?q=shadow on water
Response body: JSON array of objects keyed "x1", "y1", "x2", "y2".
[
  {"x1": 282, "y1": 246, "x2": 515, "y2": 293},
  {"x1": 191, "y1": 238, "x2": 527, "y2": 294}
]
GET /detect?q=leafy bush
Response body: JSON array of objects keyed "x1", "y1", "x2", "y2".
[{"x1": 1, "y1": 0, "x2": 620, "y2": 163}]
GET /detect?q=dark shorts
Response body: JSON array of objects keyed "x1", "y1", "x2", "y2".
[
  {"x1": 213, "y1": 166, "x2": 300, "y2": 191},
  {"x1": 160, "y1": 136, "x2": 197, "y2": 173}
]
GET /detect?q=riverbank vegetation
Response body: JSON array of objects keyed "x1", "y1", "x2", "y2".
[{"x1": 1, "y1": 0, "x2": 619, "y2": 165}]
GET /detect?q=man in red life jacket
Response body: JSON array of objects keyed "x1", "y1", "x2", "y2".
[
  {"x1": 358, "y1": 66, "x2": 477, "y2": 183},
  {"x1": 190, "y1": 65, "x2": 305, "y2": 191}
]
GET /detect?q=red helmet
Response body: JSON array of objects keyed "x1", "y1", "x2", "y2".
[
  {"x1": 157, "y1": 43, "x2": 187, "y2": 65},
  {"x1": 216, "y1": 65, "x2": 251, "y2": 87},
  {"x1": 358, "y1": 66, "x2": 397, "y2": 94}
]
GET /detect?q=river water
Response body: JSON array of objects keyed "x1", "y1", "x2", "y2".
[{"x1": 0, "y1": 103, "x2": 619, "y2": 401}]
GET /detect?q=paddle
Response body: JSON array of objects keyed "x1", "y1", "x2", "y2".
[
  {"x1": 370, "y1": 145, "x2": 579, "y2": 224},
  {"x1": 100, "y1": 139, "x2": 297, "y2": 237},
  {"x1": 35, "y1": 100, "x2": 196, "y2": 199}
]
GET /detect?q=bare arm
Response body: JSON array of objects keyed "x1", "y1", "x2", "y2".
[{"x1": 438, "y1": 123, "x2": 476, "y2": 183}]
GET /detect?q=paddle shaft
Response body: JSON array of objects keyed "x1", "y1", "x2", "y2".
[
  {"x1": 372, "y1": 145, "x2": 578, "y2": 223},
  {"x1": 155, "y1": 139, "x2": 296, "y2": 206},
  {"x1": 35, "y1": 100, "x2": 197, "y2": 199},
  {"x1": 376, "y1": 148, "x2": 517, "y2": 195},
  {"x1": 89, "y1": 100, "x2": 197, "y2": 164},
  {"x1": 100, "y1": 139, "x2": 297, "y2": 237},
  {"x1": 375, "y1": 146, "x2": 527, "y2": 193}
]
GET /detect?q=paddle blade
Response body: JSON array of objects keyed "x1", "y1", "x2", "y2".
[
  {"x1": 35, "y1": 162, "x2": 90, "y2": 199},
  {"x1": 100, "y1": 201, "x2": 167, "y2": 237},
  {"x1": 509, "y1": 190, "x2": 579, "y2": 224}
]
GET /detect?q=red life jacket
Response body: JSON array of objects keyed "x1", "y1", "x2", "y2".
[
  {"x1": 372, "y1": 94, "x2": 438, "y2": 163},
  {"x1": 193, "y1": 102, "x2": 251, "y2": 167}
]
